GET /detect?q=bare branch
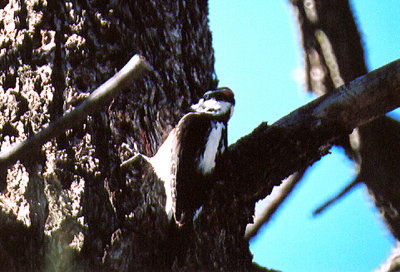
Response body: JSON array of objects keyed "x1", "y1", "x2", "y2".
[
  {"x1": 313, "y1": 175, "x2": 361, "y2": 216},
  {"x1": 0, "y1": 55, "x2": 151, "y2": 169},
  {"x1": 244, "y1": 170, "x2": 305, "y2": 241},
  {"x1": 274, "y1": 60, "x2": 400, "y2": 131},
  {"x1": 225, "y1": 58, "x2": 400, "y2": 203}
]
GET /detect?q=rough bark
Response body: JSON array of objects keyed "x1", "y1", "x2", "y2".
[
  {"x1": 1, "y1": 0, "x2": 400, "y2": 271},
  {"x1": 0, "y1": 0, "x2": 218, "y2": 270},
  {"x1": 0, "y1": 55, "x2": 151, "y2": 172}
]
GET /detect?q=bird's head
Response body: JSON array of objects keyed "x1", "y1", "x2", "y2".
[{"x1": 190, "y1": 87, "x2": 235, "y2": 121}]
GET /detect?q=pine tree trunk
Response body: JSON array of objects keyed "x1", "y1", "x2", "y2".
[
  {"x1": 2, "y1": 0, "x2": 400, "y2": 271},
  {"x1": 0, "y1": 0, "x2": 253, "y2": 270}
]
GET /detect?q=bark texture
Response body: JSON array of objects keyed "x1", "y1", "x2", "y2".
[
  {"x1": 1, "y1": 0, "x2": 400, "y2": 271},
  {"x1": 0, "y1": 0, "x2": 224, "y2": 270}
]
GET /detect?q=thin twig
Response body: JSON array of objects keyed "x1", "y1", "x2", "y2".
[
  {"x1": 0, "y1": 54, "x2": 151, "y2": 168},
  {"x1": 313, "y1": 174, "x2": 361, "y2": 216}
]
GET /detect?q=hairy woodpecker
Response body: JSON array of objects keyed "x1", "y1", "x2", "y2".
[{"x1": 149, "y1": 87, "x2": 235, "y2": 224}]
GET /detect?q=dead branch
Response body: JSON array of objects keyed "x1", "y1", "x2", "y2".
[
  {"x1": 225, "y1": 58, "x2": 400, "y2": 204},
  {"x1": 244, "y1": 171, "x2": 305, "y2": 240},
  {"x1": 0, "y1": 55, "x2": 151, "y2": 169},
  {"x1": 313, "y1": 175, "x2": 361, "y2": 216}
]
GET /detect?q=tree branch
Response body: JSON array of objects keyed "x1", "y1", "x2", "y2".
[
  {"x1": 225, "y1": 59, "x2": 400, "y2": 203},
  {"x1": 313, "y1": 175, "x2": 361, "y2": 216},
  {"x1": 0, "y1": 55, "x2": 151, "y2": 169},
  {"x1": 244, "y1": 170, "x2": 305, "y2": 240}
]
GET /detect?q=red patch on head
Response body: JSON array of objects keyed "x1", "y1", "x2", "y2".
[
  {"x1": 221, "y1": 88, "x2": 234, "y2": 99},
  {"x1": 217, "y1": 87, "x2": 235, "y2": 104}
]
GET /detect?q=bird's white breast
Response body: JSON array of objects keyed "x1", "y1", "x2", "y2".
[{"x1": 198, "y1": 122, "x2": 224, "y2": 175}]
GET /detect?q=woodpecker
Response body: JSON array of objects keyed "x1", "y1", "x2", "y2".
[{"x1": 149, "y1": 87, "x2": 235, "y2": 224}]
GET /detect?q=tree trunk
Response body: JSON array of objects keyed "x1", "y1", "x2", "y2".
[
  {"x1": 1, "y1": 0, "x2": 400, "y2": 271},
  {"x1": 0, "y1": 0, "x2": 230, "y2": 270}
]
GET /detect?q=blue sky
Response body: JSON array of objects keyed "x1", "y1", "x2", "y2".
[{"x1": 209, "y1": 1, "x2": 400, "y2": 271}]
